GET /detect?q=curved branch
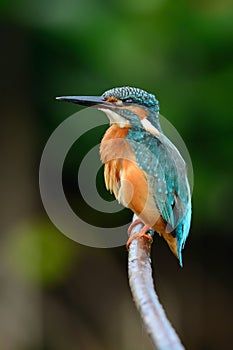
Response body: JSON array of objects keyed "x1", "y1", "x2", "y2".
[{"x1": 128, "y1": 215, "x2": 185, "y2": 350}]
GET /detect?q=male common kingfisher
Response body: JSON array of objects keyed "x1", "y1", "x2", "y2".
[{"x1": 56, "y1": 87, "x2": 192, "y2": 266}]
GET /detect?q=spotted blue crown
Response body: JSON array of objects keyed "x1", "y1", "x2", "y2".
[{"x1": 102, "y1": 86, "x2": 160, "y2": 112}]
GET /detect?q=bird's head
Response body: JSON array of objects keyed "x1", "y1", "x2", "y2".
[{"x1": 56, "y1": 86, "x2": 161, "y2": 132}]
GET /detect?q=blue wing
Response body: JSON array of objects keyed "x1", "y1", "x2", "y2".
[{"x1": 127, "y1": 129, "x2": 191, "y2": 265}]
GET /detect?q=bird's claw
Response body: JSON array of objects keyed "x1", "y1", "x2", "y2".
[{"x1": 127, "y1": 221, "x2": 154, "y2": 249}]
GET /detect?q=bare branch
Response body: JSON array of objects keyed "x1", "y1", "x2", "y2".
[{"x1": 128, "y1": 215, "x2": 185, "y2": 350}]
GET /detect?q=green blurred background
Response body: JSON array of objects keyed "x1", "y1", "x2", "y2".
[{"x1": 1, "y1": 0, "x2": 233, "y2": 349}]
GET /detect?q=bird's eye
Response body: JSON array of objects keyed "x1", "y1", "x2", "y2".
[{"x1": 123, "y1": 98, "x2": 134, "y2": 103}]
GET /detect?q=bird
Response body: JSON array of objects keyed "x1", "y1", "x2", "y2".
[{"x1": 56, "y1": 86, "x2": 192, "y2": 266}]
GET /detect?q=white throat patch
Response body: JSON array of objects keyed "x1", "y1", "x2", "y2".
[{"x1": 99, "y1": 108, "x2": 130, "y2": 128}]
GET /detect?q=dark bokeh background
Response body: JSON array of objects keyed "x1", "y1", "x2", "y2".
[{"x1": 1, "y1": 1, "x2": 233, "y2": 349}]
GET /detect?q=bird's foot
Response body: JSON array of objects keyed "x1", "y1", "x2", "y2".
[{"x1": 126, "y1": 221, "x2": 153, "y2": 249}]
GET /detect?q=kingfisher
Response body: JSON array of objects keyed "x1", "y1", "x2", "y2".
[{"x1": 56, "y1": 87, "x2": 192, "y2": 266}]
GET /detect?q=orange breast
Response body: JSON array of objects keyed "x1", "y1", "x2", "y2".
[
  {"x1": 100, "y1": 125, "x2": 161, "y2": 225},
  {"x1": 100, "y1": 125, "x2": 131, "y2": 199}
]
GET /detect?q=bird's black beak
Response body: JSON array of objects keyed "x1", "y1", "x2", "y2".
[{"x1": 56, "y1": 95, "x2": 108, "y2": 108}]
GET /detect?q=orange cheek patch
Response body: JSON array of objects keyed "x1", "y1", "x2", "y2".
[
  {"x1": 106, "y1": 96, "x2": 118, "y2": 102},
  {"x1": 126, "y1": 105, "x2": 148, "y2": 119}
]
